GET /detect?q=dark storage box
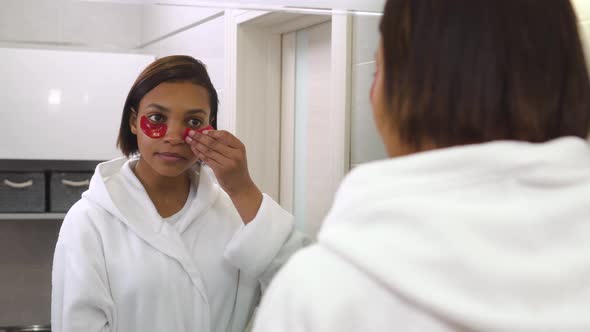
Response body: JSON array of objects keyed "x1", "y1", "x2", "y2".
[
  {"x1": 49, "y1": 172, "x2": 92, "y2": 212},
  {"x1": 0, "y1": 172, "x2": 46, "y2": 212}
]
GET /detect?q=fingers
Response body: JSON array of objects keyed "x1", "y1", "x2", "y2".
[
  {"x1": 187, "y1": 131, "x2": 241, "y2": 160},
  {"x1": 192, "y1": 142, "x2": 241, "y2": 174},
  {"x1": 187, "y1": 134, "x2": 237, "y2": 164},
  {"x1": 203, "y1": 130, "x2": 244, "y2": 149},
  {"x1": 195, "y1": 147, "x2": 229, "y2": 167}
]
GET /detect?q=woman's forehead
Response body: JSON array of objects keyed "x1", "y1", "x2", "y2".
[
  {"x1": 142, "y1": 102, "x2": 210, "y2": 117},
  {"x1": 139, "y1": 82, "x2": 211, "y2": 114}
]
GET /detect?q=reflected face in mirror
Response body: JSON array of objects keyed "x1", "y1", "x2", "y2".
[{"x1": 129, "y1": 81, "x2": 211, "y2": 178}]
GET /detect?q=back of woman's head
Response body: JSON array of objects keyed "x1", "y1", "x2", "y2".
[{"x1": 379, "y1": 0, "x2": 590, "y2": 149}]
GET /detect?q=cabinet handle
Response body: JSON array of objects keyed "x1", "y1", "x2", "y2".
[
  {"x1": 3, "y1": 179, "x2": 33, "y2": 188},
  {"x1": 61, "y1": 179, "x2": 90, "y2": 187}
]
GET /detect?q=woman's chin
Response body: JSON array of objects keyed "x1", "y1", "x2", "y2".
[{"x1": 149, "y1": 161, "x2": 193, "y2": 178}]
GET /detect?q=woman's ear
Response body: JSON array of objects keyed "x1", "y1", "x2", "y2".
[{"x1": 129, "y1": 108, "x2": 138, "y2": 135}]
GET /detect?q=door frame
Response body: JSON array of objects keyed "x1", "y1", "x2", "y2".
[{"x1": 223, "y1": 9, "x2": 352, "y2": 207}]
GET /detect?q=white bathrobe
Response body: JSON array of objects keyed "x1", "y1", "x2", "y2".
[
  {"x1": 51, "y1": 157, "x2": 309, "y2": 332},
  {"x1": 254, "y1": 137, "x2": 590, "y2": 332}
]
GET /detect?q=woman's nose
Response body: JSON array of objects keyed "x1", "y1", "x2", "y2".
[{"x1": 164, "y1": 121, "x2": 186, "y2": 144}]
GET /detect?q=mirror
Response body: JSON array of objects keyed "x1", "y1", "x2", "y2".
[{"x1": 0, "y1": 0, "x2": 385, "y2": 330}]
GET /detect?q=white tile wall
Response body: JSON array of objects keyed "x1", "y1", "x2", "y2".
[
  {"x1": 154, "y1": 16, "x2": 225, "y2": 87},
  {"x1": 0, "y1": 48, "x2": 154, "y2": 160},
  {"x1": 61, "y1": 2, "x2": 141, "y2": 49},
  {"x1": 350, "y1": 15, "x2": 387, "y2": 166},
  {"x1": 139, "y1": 8, "x2": 226, "y2": 126},
  {"x1": 140, "y1": 5, "x2": 222, "y2": 45},
  {"x1": 0, "y1": 0, "x2": 60, "y2": 42},
  {"x1": 0, "y1": 0, "x2": 141, "y2": 50},
  {"x1": 162, "y1": 0, "x2": 385, "y2": 13}
]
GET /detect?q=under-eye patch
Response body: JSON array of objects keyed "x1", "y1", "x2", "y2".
[
  {"x1": 140, "y1": 115, "x2": 167, "y2": 139},
  {"x1": 183, "y1": 125, "x2": 214, "y2": 141}
]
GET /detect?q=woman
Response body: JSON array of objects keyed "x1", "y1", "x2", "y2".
[
  {"x1": 51, "y1": 56, "x2": 308, "y2": 332},
  {"x1": 253, "y1": 0, "x2": 590, "y2": 331}
]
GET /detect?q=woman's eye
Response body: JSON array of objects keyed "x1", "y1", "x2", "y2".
[
  {"x1": 147, "y1": 114, "x2": 165, "y2": 123},
  {"x1": 188, "y1": 119, "x2": 203, "y2": 128}
]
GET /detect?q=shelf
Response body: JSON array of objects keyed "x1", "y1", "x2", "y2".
[
  {"x1": 0, "y1": 159, "x2": 103, "y2": 172},
  {"x1": 0, "y1": 213, "x2": 66, "y2": 220}
]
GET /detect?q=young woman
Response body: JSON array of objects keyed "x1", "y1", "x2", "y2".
[
  {"x1": 253, "y1": 0, "x2": 590, "y2": 331},
  {"x1": 51, "y1": 55, "x2": 308, "y2": 332}
]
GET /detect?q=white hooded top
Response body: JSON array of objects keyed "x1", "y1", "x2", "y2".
[
  {"x1": 253, "y1": 137, "x2": 590, "y2": 332},
  {"x1": 51, "y1": 157, "x2": 309, "y2": 332}
]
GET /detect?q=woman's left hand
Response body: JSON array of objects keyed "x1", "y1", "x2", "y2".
[{"x1": 186, "y1": 129, "x2": 263, "y2": 223}]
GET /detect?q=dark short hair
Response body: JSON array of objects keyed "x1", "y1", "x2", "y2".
[
  {"x1": 380, "y1": 0, "x2": 590, "y2": 149},
  {"x1": 117, "y1": 55, "x2": 219, "y2": 157}
]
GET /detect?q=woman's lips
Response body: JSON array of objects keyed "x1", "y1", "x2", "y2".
[{"x1": 156, "y1": 152, "x2": 185, "y2": 162}]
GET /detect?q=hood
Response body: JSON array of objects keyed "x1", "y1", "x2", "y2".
[
  {"x1": 319, "y1": 137, "x2": 590, "y2": 332},
  {"x1": 82, "y1": 157, "x2": 220, "y2": 235}
]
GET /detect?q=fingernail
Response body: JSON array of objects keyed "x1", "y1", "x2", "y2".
[
  {"x1": 186, "y1": 136, "x2": 193, "y2": 143},
  {"x1": 203, "y1": 130, "x2": 210, "y2": 135},
  {"x1": 189, "y1": 130, "x2": 196, "y2": 137}
]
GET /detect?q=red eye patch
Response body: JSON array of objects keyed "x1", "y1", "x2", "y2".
[
  {"x1": 140, "y1": 116, "x2": 214, "y2": 141},
  {"x1": 183, "y1": 125, "x2": 214, "y2": 141},
  {"x1": 140, "y1": 116, "x2": 167, "y2": 139}
]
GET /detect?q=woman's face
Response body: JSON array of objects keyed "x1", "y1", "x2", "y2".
[{"x1": 130, "y1": 81, "x2": 210, "y2": 177}]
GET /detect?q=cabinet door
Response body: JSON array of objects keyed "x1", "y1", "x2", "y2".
[
  {"x1": 0, "y1": 48, "x2": 154, "y2": 160},
  {"x1": 280, "y1": 22, "x2": 335, "y2": 238}
]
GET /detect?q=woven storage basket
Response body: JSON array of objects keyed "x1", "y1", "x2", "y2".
[
  {"x1": 0, "y1": 172, "x2": 46, "y2": 212},
  {"x1": 49, "y1": 172, "x2": 92, "y2": 212}
]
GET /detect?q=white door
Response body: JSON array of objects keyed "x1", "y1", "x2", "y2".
[{"x1": 281, "y1": 21, "x2": 333, "y2": 238}]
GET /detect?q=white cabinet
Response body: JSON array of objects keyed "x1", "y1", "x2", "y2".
[{"x1": 0, "y1": 48, "x2": 154, "y2": 160}]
